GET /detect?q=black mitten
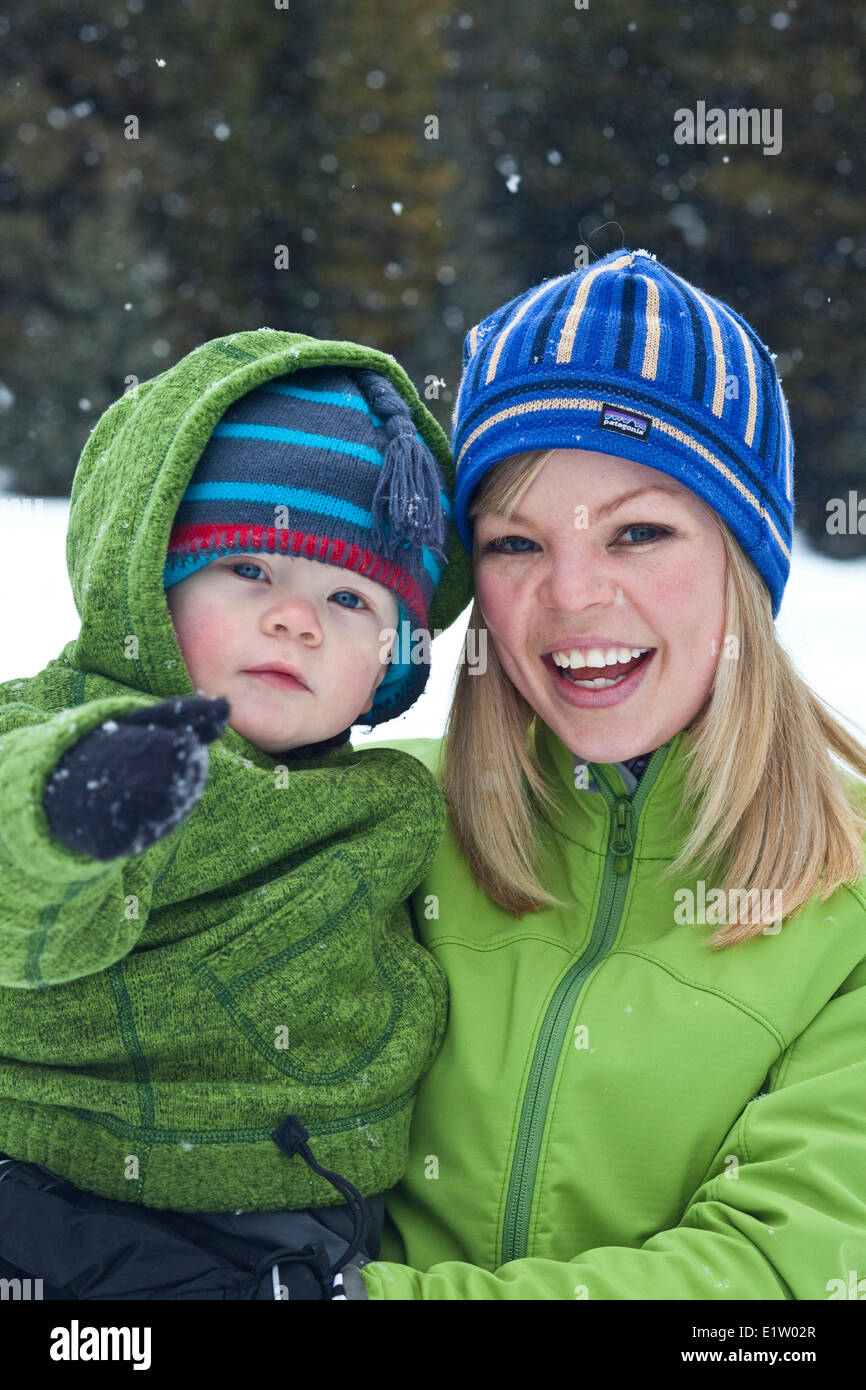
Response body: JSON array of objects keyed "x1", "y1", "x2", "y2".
[{"x1": 42, "y1": 696, "x2": 230, "y2": 863}]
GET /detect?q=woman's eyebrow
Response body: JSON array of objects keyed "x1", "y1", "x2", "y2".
[
  {"x1": 480, "y1": 483, "x2": 684, "y2": 529},
  {"x1": 596, "y1": 484, "x2": 685, "y2": 518}
]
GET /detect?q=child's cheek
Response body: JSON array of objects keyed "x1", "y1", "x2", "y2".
[{"x1": 173, "y1": 598, "x2": 227, "y2": 686}]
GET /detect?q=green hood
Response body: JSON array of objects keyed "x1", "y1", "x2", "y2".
[{"x1": 65, "y1": 329, "x2": 473, "y2": 750}]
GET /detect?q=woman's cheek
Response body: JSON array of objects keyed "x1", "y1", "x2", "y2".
[
  {"x1": 646, "y1": 564, "x2": 704, "y2": 628},
  {"x1": 475, "y1": 563, "x2": 517, "y2": 635},
  {"x1": 656, "y1": 571, "x2": 724, "y2": 677}
]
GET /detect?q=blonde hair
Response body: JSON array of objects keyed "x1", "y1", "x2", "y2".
[{"x1": 442, "y1": 450, "x2": 866, "y2": 950}]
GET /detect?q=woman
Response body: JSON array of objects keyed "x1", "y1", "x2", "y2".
[{"x1": 356, "y1": 247, "x2": 866, "y2": 1299}]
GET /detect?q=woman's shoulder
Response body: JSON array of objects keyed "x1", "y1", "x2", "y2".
[
  {"x1": 838, "y1": 764, "x2": 866, "y2": 819},
  {"x1": 352, "y1": 734, "x2": 446, "y2": 785}
]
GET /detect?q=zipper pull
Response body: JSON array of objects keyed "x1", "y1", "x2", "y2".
[{"x1": 609, "y1": 795, "x2": 634, "y2": 874}]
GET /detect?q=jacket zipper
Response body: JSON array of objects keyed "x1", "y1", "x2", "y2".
[{"x1": 499, "y1": 746, "x2": 669, "y2": 1265}]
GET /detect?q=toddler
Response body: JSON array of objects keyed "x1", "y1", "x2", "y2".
[{"x1": 0, "y1": 328, "x2": 469, "y2": 1300}]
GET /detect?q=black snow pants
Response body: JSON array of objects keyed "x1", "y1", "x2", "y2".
[{"x1": 0, "y1": 1115, "x2": 380, "y2": 1300}]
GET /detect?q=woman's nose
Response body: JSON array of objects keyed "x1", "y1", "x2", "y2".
[{"x1": 540, "y1": 541, "x2": 621, "y2": 613}]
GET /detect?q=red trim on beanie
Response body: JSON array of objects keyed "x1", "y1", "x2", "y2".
[{"x1": 166, "y1": 523, "x2": 428, "y2": 624}]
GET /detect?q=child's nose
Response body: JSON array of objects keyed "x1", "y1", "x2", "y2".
[{"x1": 261, "y1": 593, "x2": 322, "y2": 640}]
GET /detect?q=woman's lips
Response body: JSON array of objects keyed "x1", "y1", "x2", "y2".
[
  {"x1": 543, "y1": 649, "x2": 655, "y2": 708},
  {"x1": 245, "y1": 669, "x2": 309, "y2": 692}
]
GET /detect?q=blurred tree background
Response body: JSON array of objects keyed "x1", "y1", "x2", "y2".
[{"x1": 0, "y1": 0, "x2": 864, "y2": 554}]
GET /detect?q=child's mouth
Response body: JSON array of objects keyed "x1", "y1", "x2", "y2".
[{"x1": 245, "y1": 669, "x2": 309, "y2": 692}]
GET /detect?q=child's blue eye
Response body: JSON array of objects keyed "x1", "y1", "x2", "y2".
[
  {"x1": 229, "y1": 564, "x2": 368, "y2": 610},
  {"x1": 330, "y1": 591, "x2": 367, "y2": 610}
]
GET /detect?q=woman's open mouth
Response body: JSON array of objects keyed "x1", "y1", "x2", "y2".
[{"x1": 542, "y1": 647, "x2": 656, "y2": 708}]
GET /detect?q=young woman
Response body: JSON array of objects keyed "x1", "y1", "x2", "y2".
[{"x1": 356, "y1": 247, "x2": 866, "y2": 1300}]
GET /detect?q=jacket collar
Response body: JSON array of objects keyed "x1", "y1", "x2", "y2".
[{"x1": 533, "y1": 717, "x2": 693, "y2": 860}]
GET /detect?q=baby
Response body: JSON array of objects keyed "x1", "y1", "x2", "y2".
[{"x1": 0, "y1": 329, "x2": 468, "y2": 1300}]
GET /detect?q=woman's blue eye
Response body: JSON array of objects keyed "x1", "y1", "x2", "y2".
[
  {"x1": 620, "y1": 524, "x2": 668, "y2": 544},
  {"x1": 331, "y1": 591, "x2": 367, "y2": 610},
  {"x1": 483, "y1": 535, "x2": 538, "y2": 554},
  {"x1": 483, "y1": 526, "x2": 670, "y2": 554}
]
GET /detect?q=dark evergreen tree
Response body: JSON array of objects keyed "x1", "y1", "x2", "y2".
[{"x1": 0, "y1": 0, "x2": 863, "y2": 556}]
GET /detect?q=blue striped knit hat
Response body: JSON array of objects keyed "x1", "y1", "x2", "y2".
[
  {"x1": 452, "y1": 247, "x2": 795, "y2": 617},
  {"x1": 163, "y1": 365, "x2": 450, "y2": 728}
]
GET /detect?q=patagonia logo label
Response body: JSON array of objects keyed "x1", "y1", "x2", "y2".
[{"x1": 599, "y1": 404, "x2": 652, "y2": 440}]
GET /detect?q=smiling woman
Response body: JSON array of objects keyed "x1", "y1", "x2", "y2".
[
  {"x1": 356, "y1": 247, "x2": 866, "y2": 1303},
  {"x1": 472, "y1": 453, "x2": 726, "y2": 738},
  {"x1": 439, "y1": 248, "x2": 866, "y2": 950},
  {"x1": 448, "y1": 442, "x2": 866, "y2": 944}
]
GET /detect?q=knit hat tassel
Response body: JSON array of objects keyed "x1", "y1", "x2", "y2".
[
  {"x1": 370, "y1": 426, "x2": 448, "y2": 565},
  {"x1": 351, "y1": 366, "x2": 448, "y2": 566}
]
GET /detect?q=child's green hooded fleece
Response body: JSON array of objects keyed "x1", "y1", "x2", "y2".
[{"x1": 0, "y1": 329, "x2": 471, "y2": 1214}]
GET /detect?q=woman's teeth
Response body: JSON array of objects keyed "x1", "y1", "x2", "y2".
[
  {"x1": 550, "y1": 645, "x2": 651, "y2": 689},
  {"x1": 552, "y1": 646, "x2": 648, "y2": 668}
]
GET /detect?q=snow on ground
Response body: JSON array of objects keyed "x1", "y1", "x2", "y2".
[{"x1": 0, "y1": 493, "x2": 864, "y2": 744}]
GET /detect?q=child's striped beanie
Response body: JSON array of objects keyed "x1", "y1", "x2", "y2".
[
  {"x1": 164, "y1": 365, "x2": 450, "y2": 727},
  {"x1": 452, "y1": 247, "x2": 795, "y2": 617}
]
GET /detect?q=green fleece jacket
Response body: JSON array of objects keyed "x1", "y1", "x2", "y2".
[
  {"x1": 355, "y1": 727, "x2": 866, "y2": 1299},
  {"x1": 0, "y1": 330, "x2": 460, "y2": 1213}
]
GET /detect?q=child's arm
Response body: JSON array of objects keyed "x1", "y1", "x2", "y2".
[{"x1": 0, "y1": 695, "x2": 227, "y2": 989}]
